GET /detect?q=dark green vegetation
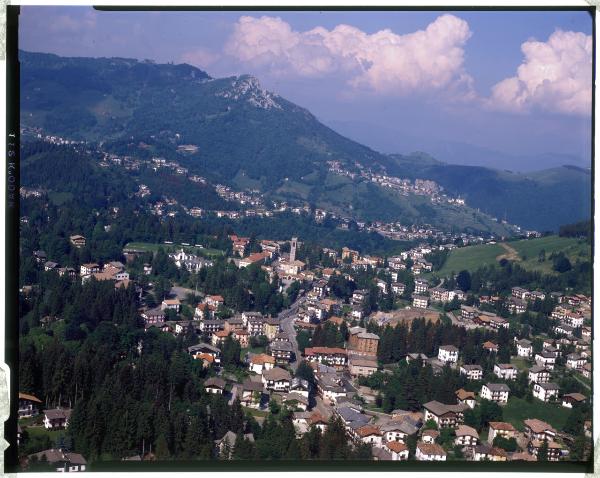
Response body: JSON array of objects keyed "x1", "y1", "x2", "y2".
[
  {"x1": 387, "y1": 154, "x2": 591, "y2": 232},
  {"x1": 20, "y1": 50, "x2": 589, "y2": 232},
  {"x1": 18, "y1": 271, "x2": 369, "y2": 463}
]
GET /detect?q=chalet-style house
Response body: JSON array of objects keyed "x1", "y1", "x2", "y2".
[
  {"x1": 515, "y1": 338, "x2": 533, "y2": 357},
  {"x1": 473, "y1": 444, "x2": 507, "y2": 461},
  {"x1": 204, "y1": 377, "x2": 226, "y2": 394},
  {"x1": 415, "y1": 442, "x2": 446, "y2": 461},
  {"x1": 19, "y1": 392, "x2": 42, "y2": 418},
  {"x1": 523, "y1": 419, "x2": 556, "y2": 442},
  {"x1": 562, "y1": 392, "x2": 586, "y2": 408},
  {"x1": 43, "y1": 408, "x2": 71, "y2": 430},
  {"x1": 161, "y1": 298, "x2": 181, "y2": 312},
  {"x1": 493, "y1": 363, "x2": 518, "y2": 380},
  {"x1": 528, "y1": 439, "x2": 565, "y2": 461},
  {"x1": 455, "y1": 425, "x2": 479, "y2": 447},
  {"x1": 528, "y1": 365, "x2": 550, "y2": 384},
  {"x1": 566, "y1": 353, "x2": 587, "y2": 371},
  {"x1": 188, "y1": 342, "x2": 221, "y2": 364},
  {"x1": 480, "y1": 383, "x2": 510, "y2": 404},
  {"x1": 69, "y1": 235, "x2": 86, "y2": 248},
  {"x1": 348, "y1": 356, "x2": 378, "y2": 377},
  {"x1": 534, "y1": 351, "x2": 557, "y2": 370},
  {"x1": 262, "y1": 367, "x2": 292, "y2": 392},
  {"x1": 487, "y1": 422, "x2": 517, "y2": 443},
  {"x1": 455, "y1": 389, "x2": 477, "y2": 409},
  {"x1": 247, "y1": 353, "x2": 276, "y2": 374},
  {"x1": 460, "y1": 364, "x2": 483, "y2": 381},
  {"x1": 532, "y1": 382, "x2": 560, "y2": 402},
  {"x1": 437, "y1": 345, "x2": 459, "y2": 364},
  {"x1": 423, "y1": 401, "x2": 467, "y2": 428},
  {"x1": 384, "y1": 441, "x2": 409, "y2": 461},
  {"x1": 412, "y1": 295, "x2": 429, "y2": 309},
  {"x1": 28, "y1": 449, "x2": 87, "y2": 472},
  {"x1": 304, "y1": 347, "x2": 348, "y2": 368}
]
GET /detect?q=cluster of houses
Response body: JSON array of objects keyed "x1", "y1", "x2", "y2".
[{"x1": 33, "y1": 248, "x2": 134, "y2": 292}]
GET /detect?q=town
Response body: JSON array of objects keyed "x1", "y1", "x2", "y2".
[{"x1": 18, "y1": 225, "x2": 592, "y2": 469}]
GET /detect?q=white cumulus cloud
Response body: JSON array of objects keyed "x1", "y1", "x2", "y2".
[
  {"x1": 223, "y1": 14, "x2": 474, "y2": 97},
  {"x1": 488, "y1": 30, "x2": 592, "y2": 116}
]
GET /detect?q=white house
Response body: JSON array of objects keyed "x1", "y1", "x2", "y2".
[
  {"x1": 437, "y1": 345, "x2": 459, "y2": 364},
  {"x1": 515, "y1": 338, "x2": 533, "y2": 358},
  {"x1": 416, "y1": 442, "x2": 446, "y2": 461},
  {"x1": 494, "y1": 364, "x2": 518, "y2": 380},
  {"x1": 480, "y1": 383, "x2": 510, "y2": 404},
  {"x1": 533, "y1": 382, "x2": 560, "y2": 402},
  {"x1": 460, "y1": 364, "x2": 483, "y2": 381},
  {"x1": 528, "y1": 365, "x2": 551, "y2": 384}
]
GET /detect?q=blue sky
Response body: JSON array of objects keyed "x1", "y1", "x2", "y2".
[{"x1": 19, "y1": 7, "x2": 593, "y2": 170}]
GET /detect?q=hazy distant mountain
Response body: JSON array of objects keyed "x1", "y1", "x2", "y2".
[
  {"x1": 326, "y1": 119, "x2": 588, "y2": 172},
  {"x1": 19, "y1": 51, "x2": 591, "y2": 232}
]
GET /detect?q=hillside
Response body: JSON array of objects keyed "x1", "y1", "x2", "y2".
[
  {"x1": 434, "y1": 235, "x2": 590, "y2": 277},
  {"x1": 387, "y1": 154, "x2": 591, "y2": 232},
  {"x1": 19, "y1": 50, "x2": 589, "y2": 233}
]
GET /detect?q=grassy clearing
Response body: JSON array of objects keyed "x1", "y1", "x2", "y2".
[
  {"x1": 25, "y1": 425, "x2": 66, "y2": 444},
  {"x1": 124, "y1": 242, "x2": 224, "y2": 258},
  {"x1": 436, "y1": 235, "x2": 590, "y2": 277},
  {"x1": 502, "y1": 397, "x2": 570, "y2": 431},
  {"x1": 510, "y1": 357, "x2": 531, "y2": 372},
  {"x1": 240, "y1": 346, "x2": 266, "y2": 361},
  {"x1": 508, "y1": 236, "x2": 590, "y2": 274},
  {"x1": 242, "y1": 406, "x2": 269, "y2": 417},
  {"x1": 436, "y1": 243, "x2": 504, "y2": 276}
]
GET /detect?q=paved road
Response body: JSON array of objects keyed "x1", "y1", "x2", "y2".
[{"x1": 278, "y1": 295, "x2": 307, "y2": 372}]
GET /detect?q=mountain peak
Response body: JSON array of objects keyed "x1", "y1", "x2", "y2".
[{"x1": 216, "y1": 75, "x2": 282, "y2": 110}]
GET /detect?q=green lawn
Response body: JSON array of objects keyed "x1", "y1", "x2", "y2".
[
  {"x1": 25, "y1": 425, "x2": 66, "y2": 444},
  {"x1": 435, "y1": 235, "x2": 590, "y2": 277},
  {"x1": 124, "y1": 242, "x2": 224, "y2": 258},
  {"x1": 242, "y1": 406, "x2": 269, "y2": 418},
  {"x1": 240, "y1": 346, "x2": 266, "y2": 360},
  {"x1": 436, "y1": 243, "x2": 505, "y2": 276},
  {"x1": 502, "y1": 397, "x2": 571, "y2": 431},
  {"x1": 510, "y1": 357, "x2": 531, "y2": 372},
  {"x1": 508, "y1": 236, "x2": 590, "y2": 274}
]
